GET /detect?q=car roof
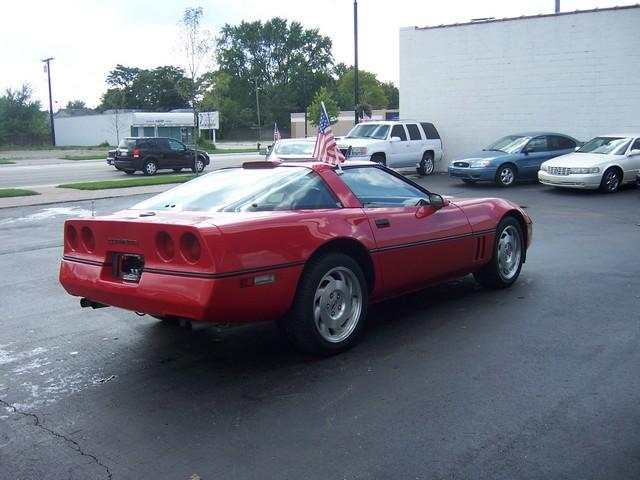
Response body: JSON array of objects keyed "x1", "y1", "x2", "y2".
[{"x1": 508, "y1": 131, "x2": 576, "y2": 138}]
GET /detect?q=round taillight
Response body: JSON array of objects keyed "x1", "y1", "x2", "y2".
[
  {"x1": 65, "y1": 224, "x2": 78, "y2": 250},
  {"x1": 155, "y1": 231, "x2": 175, "y2": 261},
  {"x1": 81, "y1": 226, "x2": 95, "y2": 252},
  {"x1": 180, "y1": 232, "x2": 201, "y2": 263}
]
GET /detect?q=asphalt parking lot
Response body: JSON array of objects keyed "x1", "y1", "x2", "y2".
[{"x1": 1, "y1": 173, "x2": 639, "y2": 479}]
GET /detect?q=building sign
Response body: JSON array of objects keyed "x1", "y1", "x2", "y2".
[{"x1": 198, "y1": 111, "x2": 219, "y2": 130}]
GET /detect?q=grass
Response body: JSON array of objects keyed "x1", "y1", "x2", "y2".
[
  {"x1": 58, "y1": 175, "x2": 193, "y2": 190},
  {"x1": 0, "y1": 158, "x2": 15, "y2": 164},
  {"x1": 0, "y1": 188, "x2": 39, "y2": 198},
  {"x1": 61, "y1": 153, "x2": 109, "y2": 160}
]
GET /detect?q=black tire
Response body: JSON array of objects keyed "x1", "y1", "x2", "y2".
[
  {"x1": 371, "y1": 153, "x2": 386, "y2": 166},
  {"x1": 173, "y1": 168, "x2": 182, "y2": 173},
  {"x1": 281, "y1": 253, "x2": 368, "y2": 355},
  {"x1": 124, "y1": 169, "x2": 135, "y2": 175},
  {"x1": 599, "y1": 167, "x2": 621, "y2": 193},
  {"x1": 473, "y1": 216, "x2": 524, "y2": 289},
  {"x1": 192, "y1": 156, "x2": 205, "y2": 173},
  {"x1": 495, "y1": 164, "x2": 517, "y2": 187},
  {"x1": 143, "y1": 159, "x2": 158, "y2": 176},
  {"x1": 416, "y1": 152, "x2": 435, "y2": 176},
  {"x1": 462, "y1": 179, "x2": 476, "y2": 184}
]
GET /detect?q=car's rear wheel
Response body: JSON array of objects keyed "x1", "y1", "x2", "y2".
[
  {"x1": 496, "y1": 164, "x2": 516, "y2": 187},
  {"x1": 416, "y1": 152, "x2": 434, "y2": 176},
  {"x1": 371, "y1": 153, "x2": 386, "y2": 166},
  {"x1": 282, "y1": 253, "x2": 368, "y2": 355},
  {"x1": 599, "y1": 167, "x2": 621, "y2": 193},
  {"x1": 192, "y1": 157, "x2": 205, "y2": 173},
  {"x1": 143, "y1": 159, "x2": 158, "y2": 176},
  {"x1": 473, "y1": 216, "x2": 524, "y2": 289}
]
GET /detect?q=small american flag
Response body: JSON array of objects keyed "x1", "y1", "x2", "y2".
[
  {"x1": 313, "y1": 102, "x2": 345, "y2": 166},
  {"x1": 273, "y1": 123, "x2": 281, "y2": 142}
]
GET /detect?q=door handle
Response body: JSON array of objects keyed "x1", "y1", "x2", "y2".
[{"x1": 375, "y1": 218, "x2": 390, "y2": 228}]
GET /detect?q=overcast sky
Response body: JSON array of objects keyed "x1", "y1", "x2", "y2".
[{"x1": 0, "y1": 0, "x2": 626, "y2": 109}]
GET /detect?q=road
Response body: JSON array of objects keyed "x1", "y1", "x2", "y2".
[
  {"x1": 1, "y1": 175, "x2": 639, "y2": 479},
  {"x1": 0, "y1": 153, "x2": 262, "y2": 189}
]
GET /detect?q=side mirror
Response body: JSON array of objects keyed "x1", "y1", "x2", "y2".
[
  {"x1": 429, "y1": 193, "x2": 447, "y2": 210},
  {"x1": 627, "y1": 149, "x2": 640, "y2": 157},
  {"x1": 390, "y1": 136, "x2": 401, "y2": 143}
]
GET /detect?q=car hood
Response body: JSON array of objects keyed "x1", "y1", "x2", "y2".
[
  {"x1": 542, "y1": 152, "x2": 617, "y2": 167},
  {"x1": 453, "y1": 150, "x2": 510, "y2": 162}
]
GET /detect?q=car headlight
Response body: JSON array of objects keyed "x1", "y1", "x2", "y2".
[
  {"x1": 570, "y1": 167, "x2": 600, "y2": 174},
  {"x1": 469, "y1": 160, "x2": 492, "y2": 167},
  {"x1": 540, "y1": 164, "x2": 548, "y2": 172},
  {"x1": 351, "y1": 147, "x2": 367, "y2": 156}
]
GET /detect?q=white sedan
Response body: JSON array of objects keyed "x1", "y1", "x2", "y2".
[{"x1": 538, "y1": 134, "x2": 640, "y2": 193}]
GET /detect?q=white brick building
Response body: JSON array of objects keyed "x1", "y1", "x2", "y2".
[{"x1": 399, "y1": 5, "x2": 640, "y2": 169}]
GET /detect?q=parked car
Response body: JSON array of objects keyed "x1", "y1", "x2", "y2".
[
  {"x1": 111, "y1": 137, "x2": 210, "y2": 175},
  {"x1": 60, "y1": 160, "x2": 532, "y2": 355},
  {"x1": 106, "y1": 149, "x2": 116, "y2": 165},
  {"x1": 539, "y1": 134, "x2": 640, "y2": 192},
  {"x1": 267, "y1": 138, "x2": 316, "y2": 161},
  {"x1": 448, "y1": 132, "x2": 580, "y2": 187},
  {"x1": 337, "y1": 121, "x2": 443, "y2": 175}
]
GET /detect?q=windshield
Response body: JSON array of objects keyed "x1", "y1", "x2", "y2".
[
  {"x1": 273, "y1": 141, "x2": 315, "y2": 155},
  {"x1": 577, "y1": 137, "x2": 631, "y2": 155},
  {"x1": 345, "y1": 124, "x2": 390, "y2": 140},
  {"x1": 131, "y1": 166, "x2": 337, "y2": 212},
  {"x1": 483, "y1": 135, "x2": 530, "y2": 154}
]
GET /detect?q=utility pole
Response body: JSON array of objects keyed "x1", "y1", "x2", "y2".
[
  {"x1": 555, "y1": 0, "x2": 560, "y2": 13},
  {"x1": 353, "y1": 0, "x2": 359, "y2": 125},
  {"x1": 42, "y1": 57, "x2": 56, "y2": 146},
  {"x1": 254, "y1": 77, "x2": 262, "y2": 143}
]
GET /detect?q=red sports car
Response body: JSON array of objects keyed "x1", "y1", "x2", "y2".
[{"x1": 60, "y1": 161, "x2": 532, "y2": 354}]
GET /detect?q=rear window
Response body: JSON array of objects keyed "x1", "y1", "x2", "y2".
[
  {"x1": 420, "y1": 123, "x2": 440, "y2": 140},
  {"x1": 118, "y1": 139, "x2": 137, "y2": 149}
]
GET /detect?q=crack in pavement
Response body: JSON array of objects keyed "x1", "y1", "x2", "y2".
[{"x1": 0, "y1": 398, "x2": 112, "y2": 480}]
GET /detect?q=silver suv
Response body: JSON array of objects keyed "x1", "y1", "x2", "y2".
[{"x1": 338, "y1": 121, "x2": 443, "y2": 175}]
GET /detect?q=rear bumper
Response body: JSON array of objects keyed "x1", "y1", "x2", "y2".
[
  {"x1": 538, "y1": 171, "x2": 601, "y2": 189},
  {"x1": 448, "y1": 166, "x2": 497, "y2": 181},
  {"x1": 113, "y1": 158, "x2": 141, "y2": 170},
  {"x1": 59, "y1": 259, "x2": 301, "y2": 324}
]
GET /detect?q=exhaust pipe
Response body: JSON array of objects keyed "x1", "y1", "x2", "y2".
[{"x1": 80, "y1": 298, "x2": 109, "y2": 309}]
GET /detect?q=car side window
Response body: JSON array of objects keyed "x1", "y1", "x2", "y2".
[
  {"x1": 406, "y1": 124, "x2": 422, "y2": 140},
  {"x1": 420, "y1": 122, "x2": 441, "y2": 140},
  {"x1": 525, "y1": 137, "x2": 548, "y2": 153},
  {"x1": 168, "y1": 139, "x2": 185, "y2": 151},
  {"x1": 631, "y1": 139, "x2": 640, "y2": 150},
  {"x1": 340, "y1": 166, "x2": 428, "y2": 208},
  {"x1": 549, "y1": 136, "x2": 576, "y2": 150},
  {"x1": 390, "y1": 125, "x2": 407, "y2": 141}
]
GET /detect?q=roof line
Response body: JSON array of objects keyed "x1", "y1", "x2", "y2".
[{"x1": 408, "y1": 4, "x2": 640, "y2": 31}]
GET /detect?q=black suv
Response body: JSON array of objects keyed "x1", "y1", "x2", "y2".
[{"x1": 110, "y1": 137, "x2": 210, "y2": 175}]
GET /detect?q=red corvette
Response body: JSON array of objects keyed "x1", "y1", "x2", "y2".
[{"x1": 60, "y1": 161, "x2": 532, "y2": 354}]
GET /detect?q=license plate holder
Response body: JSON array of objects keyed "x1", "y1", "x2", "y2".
[{"x1": 113, "y1": 253, "x2": 144, "y2": 282}]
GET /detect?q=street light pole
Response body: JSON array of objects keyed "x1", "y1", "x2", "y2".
[
  {"x1": 254, "y1": 77, "x2": 262, "y2": 143},
  {"x1": 42, "y1": 57, "x2": 56, "y2": 146},
  {"x1": 555, "y1": 0, "x2": 560, "y2": 13},
  {"x1": 353, "y1": 0, "x2": 359, "y2": 125}
]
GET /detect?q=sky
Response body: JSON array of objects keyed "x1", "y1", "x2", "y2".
[{"x1": 0, "y1": 0, "x2": 628, "y2": 109}]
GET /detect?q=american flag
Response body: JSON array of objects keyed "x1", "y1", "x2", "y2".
[
  {"x1": 313, "y1": 102, "x2": 345, "y2": 165},
  {"x1": 273, "y1": 122, "x2": 281, "y2": 142}
]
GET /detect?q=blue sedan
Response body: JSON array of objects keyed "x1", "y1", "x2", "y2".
[{"x1": 448, "y1": 132, "x2": 580, "y2": 187}]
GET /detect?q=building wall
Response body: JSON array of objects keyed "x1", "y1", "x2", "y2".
[
  {"x1": 55, "y1": 112, "x2": 133, "y2": 146},
  {"x1": 399, "y1": 6, "x2": 640, "y2": 170}
]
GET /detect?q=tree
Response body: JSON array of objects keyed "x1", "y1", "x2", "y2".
[
  {"x1": 307, "y1": 87, "x2": 340, "y2": 127},
  {"x1": 216, "y1": 17, "x2": 334, "y2": 130},
  {"x1": 179, "y1": 6, "x2": 213, "y2": 145},
  {"x1": 337, "y1": 68, "x2": 388, "y2": 111},
  {"x1": 381, "y1": 81, "x2": 399, "y2": 109},
  {"x1": 66, "y1": 100, "x2": 86, "y2": 109},
  {"x1": 0, "y1": 85, "x2": 49, "y2": 146}
]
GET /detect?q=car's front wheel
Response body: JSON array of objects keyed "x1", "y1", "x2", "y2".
[
  {"x1": 143, "y1": 159, "x2": 158, "y2": 176},
  {"x1": 371, "y1": 153, "x2": 386, "y2": 166},
  {"x1": 599, "y1": 167, "x2": 621, "y2": 193},
  {"x1": 192, "y1": 157, "x2": 205, "y2": 173},
  {"x1": 416, "y1": 152, "x2": 434, "y2": 176},
  {"x1": 496, "y1": 164, "x2": 517, "y2": 187},
  {"x1": 473, "y1": 216, "x2": 524, "y2": 289},
  {"x1": 282, "y1": 253, "x2": 368, "y2": 355}
]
